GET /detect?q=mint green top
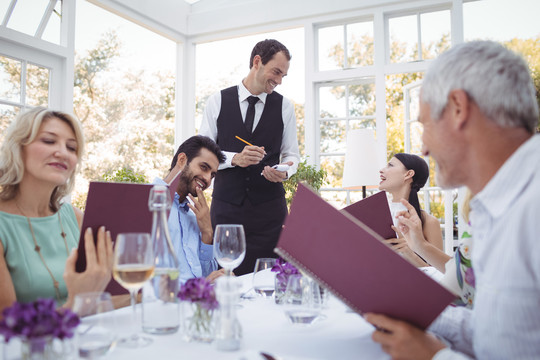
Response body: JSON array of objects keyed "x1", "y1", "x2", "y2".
[{"x1": 0, "y1": 204, "x2": 80, "y2": 304}]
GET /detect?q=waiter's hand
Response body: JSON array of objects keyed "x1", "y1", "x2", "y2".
[
  {"x1": 262, "y1": 161, "x2": 293, "y2": 183},
  {"x1": 364, "y1": 313, "x2": 446, "y2": 360},
  {"x1": 232, "y1": 145, "x2": 266, "y2": 167},
  {"x1": 188, "y1": 187, "x2": 213, "y2": 245}
]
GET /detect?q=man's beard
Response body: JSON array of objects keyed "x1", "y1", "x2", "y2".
[{"x1": 178, "y1": 167, "x2": 197, "y2": 197}]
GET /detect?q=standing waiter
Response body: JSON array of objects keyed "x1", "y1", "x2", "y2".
[{"x1": 200, "y1": 39, "x2": 300, "y2": 275}]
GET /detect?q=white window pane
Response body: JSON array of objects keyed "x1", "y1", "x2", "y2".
[
  {"x1": 409, "y1": 121, "x2": 423, "y2": 154},
  {"x1": 318, "y1": 25, "x2": 343, "y2": 71},
  {"x1": 349, "y1": 119, "x2": 376, "y2": 131},
  {"x1": 0, "y1": 56, "x2": 21, "y2": 102},
  {"x1": 0, "y1": 104, "x2": 20, "y2": 141},
  {"x1": 464, "y1": 0, "x2": 540, "y2": 41},
  {"x1": 320, "y1": 155, "x2": 344, "y2": 188},
  {"x1": 42, "y1": 1, "x2": 62, "y2": 45},
  {"x1": 346, "y1": 21, "x2": 374, "y2": 67},
  {"x1": 319, "y1": 85, "x2": 346, "y2": 118},
  {"x1": 320, "y1": 120, "x2": 346, "y2": 154},
  {"x1": 7, "y1": 0, "x2": 49, "y2": 37},
  {"x1": 420, "y1": 10, "x2": 451, "y2": 60},
  {"x1": 26, "y1": 63, "x2": 49, "y2": 107},
  {"x1": 349, "y1": 83, "x2": 376, "y2": 116},
  {"x1": 389, "y1": 15, "x2": 418, "y2": 63}
]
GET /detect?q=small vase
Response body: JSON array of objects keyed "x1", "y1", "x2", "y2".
[
  {"x1": 21, "y1": 336, "x2": 54, "y2": 360},
  {"x1": 274, "y1": 277, "x2": 288, "y2": 305},
  {"x1": 181, "y1": 301, "x2": 215, "y2": 343}
]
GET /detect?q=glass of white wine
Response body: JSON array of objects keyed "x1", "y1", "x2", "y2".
[
  {"x1": 213, "y1": 224, "x2": 246, "y2": 276},
  {"x1": 113, "y1": 232, "x2": 154, "y2": 347}
]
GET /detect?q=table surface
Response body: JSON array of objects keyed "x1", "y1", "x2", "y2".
[{"x1": 2, "y1": 272, "x2": 400, "y2": 360}]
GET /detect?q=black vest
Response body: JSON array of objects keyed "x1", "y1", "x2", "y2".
[{"x1": 213, "y1": 86, "x2": 285, "y2": 205}]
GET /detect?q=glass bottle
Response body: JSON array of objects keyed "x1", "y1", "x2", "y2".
[
  {"x1": 213, "y1": 276, "x2": 242, "y2": 351},
  {"x1": 142, "y1": 185, "x2": 180, "y2": 334}
]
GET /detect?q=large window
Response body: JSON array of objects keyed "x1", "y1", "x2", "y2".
[{"x1": 317, "y1": 80, "x2": 376, "y2": 206}]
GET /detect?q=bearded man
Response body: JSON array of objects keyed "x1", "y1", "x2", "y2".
[{"x1": 154, "y1": 135, "x2": 226, "y2": 283}]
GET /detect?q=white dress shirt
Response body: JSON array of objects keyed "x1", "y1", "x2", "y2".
[
  {"x1": 430, "y1": 134, "x2": 540, "y2": 359},
  {"x1": 199, "y1": 81, "x2": 300, "y2": 177}
]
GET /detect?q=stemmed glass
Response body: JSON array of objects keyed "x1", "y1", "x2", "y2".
[
  {"x1": 213, "y1": 224, "x2": 246, "y2": 276},
  {"x1": 112, "y1": 233, "x2": 155, "y2": 347},
  {"x1": 72, "y1": 292, "x2": 116, "y2": 359}
]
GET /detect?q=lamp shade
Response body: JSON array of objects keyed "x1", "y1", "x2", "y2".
[{"x1": 342, "y1": 129, "x2": 381, "y2": 189}]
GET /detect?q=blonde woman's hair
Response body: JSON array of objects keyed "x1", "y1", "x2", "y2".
[{"x1": 0, "y1": 107, "x2": 85, "y2": 212}]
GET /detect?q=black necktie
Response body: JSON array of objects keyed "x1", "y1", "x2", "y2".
[{"x1": 245, "y1": 96, "x2": 259, "y2": 134}]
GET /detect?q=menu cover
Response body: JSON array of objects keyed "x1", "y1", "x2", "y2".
[
  {"x1": 75, "y1": 181, "x2": 154, "y2": 295},
  {"x1": 342, "y1": 191, "x2": 395, "y2": 240},
  {"x1": 275, "y1": 183, "x2": 455, "y2": 330}
]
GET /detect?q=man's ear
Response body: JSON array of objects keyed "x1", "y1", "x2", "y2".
[
  {"x1": 176, "y1": 153, "x2": 188, "y2": 169},
  {"x1": 447, "y1": 89, "x2": 470, "y2": 131},
  {"x1": 252, "y1": 55, "x2": 262, "y2": 69}
]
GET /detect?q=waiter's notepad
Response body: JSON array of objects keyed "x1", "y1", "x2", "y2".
[{"x1": 275, "y1": 184, "x2": 455, "y2": 330}]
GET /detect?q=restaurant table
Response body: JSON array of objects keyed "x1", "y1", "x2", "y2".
[{"x1": 2, "y1": 271, "x2": 410, "y2": 360}]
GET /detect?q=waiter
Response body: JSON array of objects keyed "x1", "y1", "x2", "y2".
[{"x1": 200, "y1": 39, "x2": 300, "y2": 275}]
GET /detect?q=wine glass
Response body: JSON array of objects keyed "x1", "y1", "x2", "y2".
[
  {"x1": 252, "y1": 258, "x2": 277, "y2": 298},
  {"x1": 112, "y1": 233, "x2": 154, "y2": 347},
  {"x1": 213, "y1": 224, "x2": 246, "y2": 276},
  {"x1": 73, "y1": 292, "x2": 116, "y2": 359}
]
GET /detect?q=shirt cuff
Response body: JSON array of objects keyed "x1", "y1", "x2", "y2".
[
  {"x1": 219, "y1": 151, "x2": 237, "y2": 170},
  {"x1": 199, "y1": 242, "x2": 214, "y2": 261}
]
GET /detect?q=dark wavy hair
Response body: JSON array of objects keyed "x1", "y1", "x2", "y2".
[
  {"x1": 394, "y1": 153, "x2": 429, "y2": 227},
  {"x1": 169, "y1": 135, "x2": 225, "y2": 171},
  {"x1": 249, "y1": 39, "x2": 291, "y2": 69}
]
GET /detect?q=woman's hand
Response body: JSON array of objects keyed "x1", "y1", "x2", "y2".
[
  {"x1": 395, "y1": 200, "x2": 427, "y2": 254},
  {"x1": 63, "y1": 226, "x2": 113, "y2": 309},
  {"x1": 383, "y1": 228, "x2": 428, "y2": 267}
]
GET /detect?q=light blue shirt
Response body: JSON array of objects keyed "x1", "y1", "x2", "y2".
[{"x1": 153, "y1": 178, "x2": 217, "y2": 283}]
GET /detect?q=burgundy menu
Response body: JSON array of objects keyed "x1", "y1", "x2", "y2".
[{"x1": 275, "y1": 183, "x2": 454, "y2": 330}]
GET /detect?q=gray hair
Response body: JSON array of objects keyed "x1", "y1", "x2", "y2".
[{"x1": 421, "y1": 40, "x2": 538, "y2": 133}]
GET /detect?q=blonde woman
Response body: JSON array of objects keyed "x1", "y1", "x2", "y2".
[{"x1": 0, "y1": 107, "x2": 113, "y2": 313}]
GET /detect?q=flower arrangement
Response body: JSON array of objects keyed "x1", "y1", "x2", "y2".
[
  {"x1": 177, "y1": 277, "x2": 218, "y2": 342},
  {"x1": 0, "y1": 298, "x2": 80, "y2": 342},
  {"x1": 271, "y1": 258, "x2": 299, "y2": 304}
]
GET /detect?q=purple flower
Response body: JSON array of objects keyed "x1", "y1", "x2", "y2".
[
  {"x1": 0, "y1": 298, "x2": 80, "y2": 342},
  {"x1": 178, "y1": 278, "x2": 219, "y2": 310},
  {"x1": 465, "y1": 267, "x2": 475, "y2": 288},
  {"x1": 271, "y1": 257, "x2": 299, "y2": 288}
]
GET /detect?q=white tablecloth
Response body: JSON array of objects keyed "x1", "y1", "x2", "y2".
[{"x1": 3, "y1": 274, "x2": 391, "y2": 360}]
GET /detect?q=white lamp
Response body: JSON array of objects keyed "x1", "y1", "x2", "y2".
[{"x1": 342, "y1": 129, "x2": 381, "y2": 198}]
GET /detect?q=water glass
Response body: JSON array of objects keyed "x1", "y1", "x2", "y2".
[
  {"x1": 252, "y1": 258, "x2": 277, "y2": 298},
  {"x1": 282, "y1": 274, "x2": 322, "y2": 326},
  {"x1": 213, "y1": 224, "x2": 246, "y2": 276},
  {"x1": 73, "y1": 292, "x2": 116, "y2": 359}
]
